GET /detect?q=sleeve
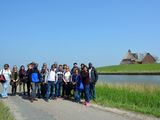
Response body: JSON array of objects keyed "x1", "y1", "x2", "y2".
[
  {"x1": 9, "y1": 70, "x2": 12, "y2": 75},
  {"x1": 45, "y1": 72, "x2": 49, "y2": 83},
  {"x1": 70, "y1": 74, "x2": 72, "y2": 82},
  {"x1": 17, "y1": 72, "x2": 20, "y2": 80},
  {"x1": 94, "y1": 68, "x2": 98, "y2": 82},
  {"x1": 55, "y1": 73, "x2": 58, "y2": 83},
  {"x1": 38, "y1": 71, "x2": 41, "y2": 80},
  {"x1": 0, "y1": 70, "x2": 2, "y2": 74}
]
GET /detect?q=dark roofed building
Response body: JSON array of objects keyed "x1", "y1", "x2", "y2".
[
  {"x1": 120, "y1": 49, "x2": 138, "y2": 64},
  {"x1": 142, "y1": 53, "x2": 156, "y2": 64},
  {"x1": 121, "y1": 50, "x2": 157, "y2": 65}
]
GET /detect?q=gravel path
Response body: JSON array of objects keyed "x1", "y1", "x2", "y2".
[
  {"x1": 0, "y1": 85, "x2": 159, "y2": 120},
  {"x1": 2, "y1": 95, "x2": 133, "y2": 120}
]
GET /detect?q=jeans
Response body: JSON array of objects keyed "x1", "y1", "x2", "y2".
[
  {"x1": 90, "y1": 83, "x2": 96, "y2": 100},
  {"x1": 41, "y1": 83, "x2": 47, "y2": 98},
  {"x1": 84, "y1": 84, "x2": 90, "y2": 103},
  {"x1": 62, "y1": 82, "x2": 66, "y2": 97},
  {"x1": 31, "y1": 82, "x2": 39, "y2": 99},
  {"x1": 11, "y1": 82, "x2": 17, "y2": 95},
  {"x1": 1, "y1": 80, "x2": 9, "y2": 97},
  {"x1": 74, "y1": 89, "x2": 81, "y2": 102},
  {"x1": 45, "y1": 81, "x2": 55, "y2": 99},
  {"x1": 56, "y1": 81, "x2": 62, "y2": 97},
  {"x1": 19, "y1": 82, "x2": 26, "y2": 95},
  {"x1": 37, "y1": 83, "x2": 42, "y2": 98},
  {"x1": 27, "y1": 81, "x2": 31, "y2": 96},
  {"x1": 66, "y1": 82, "x2": 71, "y2": 97}
]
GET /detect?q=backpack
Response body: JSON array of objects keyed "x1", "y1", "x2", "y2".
[
  {"x1": 79, "y1": 82, "x2": 84, "y2": 90},
  {"x1": 79, "y1": 79, "x2": 84, "y2": 90},
  {"x1": 31, "y1": 73, "x2": 39, "y2": 83}
]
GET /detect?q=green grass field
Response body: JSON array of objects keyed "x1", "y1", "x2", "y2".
[
  {"x1": 97, "y1": 64, "x2": 160, "y2": 73},
  {"x1": 0, "y1": 101, "x2": 15, "y2": 120},
  {"x1": 96, "y1": 84, "x2": 160, "y2": 117}
]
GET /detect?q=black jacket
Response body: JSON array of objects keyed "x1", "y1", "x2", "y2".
[{"x1": 89, "y1": 67, "x2": 98, "y2": 84}]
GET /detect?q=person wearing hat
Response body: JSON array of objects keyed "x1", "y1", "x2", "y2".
[{"x1": 88, "y1": 63, "x2": 98, "y2": 101}]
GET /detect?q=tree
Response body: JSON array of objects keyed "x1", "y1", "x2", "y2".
[{"x1": 153, "y1": 55, "x2": 159, "y2": 62}]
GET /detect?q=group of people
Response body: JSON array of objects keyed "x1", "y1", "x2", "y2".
[{"x1": 0, "y1": 62, "x2": 98, "y2": 106}]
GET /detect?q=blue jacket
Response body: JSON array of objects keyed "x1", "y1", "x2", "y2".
[{"x1": 72, "y1": 74, "x2": 82, "y2": 90}]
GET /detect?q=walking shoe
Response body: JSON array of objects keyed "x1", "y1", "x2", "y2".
[
  {"x1": 30, "y1": 99, "x2": 34, "y2": 103},
  {"x1": 85, "y1": 102, "x2": 90, "y2": 107},
  {"x1": 33, "y1": 98, "x2": 38, "y2": 101},
  {"x1": 45, "y1": 99, "x2": 49, "y2": 102},
  {"x1": 93, "y1": 99, "x2": 97, "y2": 102}
]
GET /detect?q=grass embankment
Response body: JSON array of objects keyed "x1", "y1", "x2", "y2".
[
  {"x1": 0, "y1": 101, "x2": 15, "y2": 120},
  {"x1": 96, "y1": 84, "x2": 160, "y2": 117},
  {"x1": 97, "y1": 64, "x2": 160, "y2": 74}
]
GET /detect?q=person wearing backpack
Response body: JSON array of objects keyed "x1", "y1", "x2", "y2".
[
  {"x1": 45, "y1": 64, "x2": 57, "y2": 102},
  {"x1": 30, "y1": 63, "x2": 41, "y2": 102},
  {"x1": 56, "y1": 65, "x2": 64, "y2": 98},
  {"x1": 88, "y1": 63, "x2": 98, "y2": 101},
  {"x1": 0, "y1": 64, "x2": 11, "y2": 98},
  {"x1": 72, "y1": 68, "x2": 83, "y2": 103}
]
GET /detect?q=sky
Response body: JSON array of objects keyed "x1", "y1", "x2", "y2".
[{"x1": 0, "y1": 0, "x2": 160, "y2": 68}]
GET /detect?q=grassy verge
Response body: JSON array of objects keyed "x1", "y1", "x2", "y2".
[
  {"x1": 97, "y1": 64, "x2": 160, "y2": 73},
  {"x1": 0, "y1": 100, "x2": 15, "y2": 120},
  {"x1": 96, "y1": 84, "x2": 160, "y2": 117}
]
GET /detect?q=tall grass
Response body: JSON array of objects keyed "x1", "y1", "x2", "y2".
[
  {"x1": 0, "y1": 101, "x2": 15, "y2": 120},
  {"x1": 96, "y1": 83, "x2": 160, "y2": 117},
  {"x1": 97, "y1": 64, "x2": 160, "y2": 73}
]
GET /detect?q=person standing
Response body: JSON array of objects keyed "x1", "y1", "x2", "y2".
[
  {"x1": 71, "y1": 63, "x2": 80, "y2": 75},
  {"x1": 72, "y1": 68, "x2": 83, "y2": 103},
  {"x1": 30, "y1": 63, "x2": 41, "y2": 102},
  {"x1": 26, "y1": 64, "x2": 32, "y2": 97},
  {"x1": 0, "y1": 64, "x2": 11, "y2": 98},
  {"x1": 45, "y1": 64, "x2": 57, "y2": 102},
  {"x1": 63, "y1": 66, "x2": 72, "y2": 99},
  {"x1": 62, "y1": 64, "x2": 67, "y2": 97},
  {"x1": 81, "y1": 65, "x2": 90, "y2": 106},
  {"x1": 40, "y1": 63, "x2": 49, "y2": 98},
  {"x1": 19, "y1": 65, "x2": 27, "y2": 96},
  {"x1": 80, "y1": 63, "x2": 85, "y2": 99},
  {"x1": 56, "y1": 65, "x2": 64, "y2": 98},
  {"x1": 88, "y1": 63, "x2": 98, "y2": 101},
  {"x1": 11, "y1": 65, "x2": 19, "y2": 96}
]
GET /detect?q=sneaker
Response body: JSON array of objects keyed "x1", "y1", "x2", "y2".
[
  {"x1": 30, "y1": 99, "x2": 34, "y2": 103},
  {"x1": 33, "y1": 98, "x2": 38, "y2": 101},
  {"x1": 93, "y1": 99, "x2": 97, "y2": 102},
  {"x1": 45, "y1": 99, "x2": 49, "y2": 102},
  {"x1": 85, "y1": 102, "x2": 90, "y2": 107},
  {"x1": 2, "y1": 96, "x2": 8, "y2": 99}
]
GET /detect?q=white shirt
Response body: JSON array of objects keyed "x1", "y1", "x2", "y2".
[
  {"x1": 89, "y1": 68, "x2": 92, "y2": 81},
  {"x1": 0, "y1": 69, "x2": 11, "y2": 81},
  {"x1": 46, "y1": 70, "x2": 57, "y2": 82},
  {"x1": 64, "y1": 71, "x2": 71, "y2": 82}
]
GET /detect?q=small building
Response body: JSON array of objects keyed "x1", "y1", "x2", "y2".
[
  {"x1": 121, "y1": 49, "x2": 138, "y2": 64},
  {"x1": 142, "y1": 53, "x2": 156, "y2": 64},
  {"x1": 121, "y1": 50, "x2": 157, "y2": 64}
]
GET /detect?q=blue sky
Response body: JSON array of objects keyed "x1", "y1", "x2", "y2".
[{"x1": 0, "y1": 0, "x2": 160, "y2": 68}]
